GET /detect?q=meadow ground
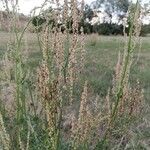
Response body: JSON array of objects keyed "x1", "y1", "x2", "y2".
[
  {"x1": 0, "y1": 32, "x2": 149, "y2": 101},
  {"x1": 0, "y1": 32, "x2": 150, "y2": 148}
]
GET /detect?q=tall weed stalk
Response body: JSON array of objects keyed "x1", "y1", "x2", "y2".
[{"x1": 96, "y1": 0, "x2": 142, "y2": 148}]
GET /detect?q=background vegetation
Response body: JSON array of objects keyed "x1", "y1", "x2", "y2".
[{"x1": 30, "y1": 0, "x2": 150, "y2": 36}]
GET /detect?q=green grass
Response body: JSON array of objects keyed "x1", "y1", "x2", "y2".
[
  {"x1": 0, "y1": 32, "x2": 150, "y2": 149},
  {"x1": 0, "y1": 33, "x2": 150, "y2": 100},
  {"x1": 84, "y1": 36, "x2": 150, "y2": 101}
]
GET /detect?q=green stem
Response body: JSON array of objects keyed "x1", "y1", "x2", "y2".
[{"x1": 98, "y1": 0, "x2": 139, "y2": 148}]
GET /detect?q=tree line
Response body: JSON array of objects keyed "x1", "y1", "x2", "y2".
[{"x1": 32, "y1": 0, "x2": 150, "y2": 36}]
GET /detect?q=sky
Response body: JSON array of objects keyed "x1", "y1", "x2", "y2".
[
  {"x1": 0, "y1": 0, "x2": 149, "y2": 15},
  {"x1": 20, "y1": 0, "x2": 92, "y2": 15},
  {"x1": 0, "y1": 0, "x2": 92, "y2": 15}
]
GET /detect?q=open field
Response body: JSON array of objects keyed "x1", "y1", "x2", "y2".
[
  {"x1": 0, "y1": 32, "x2": 150, "y2": 149},
  {"x1": 1, "y1": 32, "x2": 150, "y2": 100}
]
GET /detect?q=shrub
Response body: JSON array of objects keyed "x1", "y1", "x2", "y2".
[{"x1": 141, "y1": 24, "x2": 150, "y2": 36}]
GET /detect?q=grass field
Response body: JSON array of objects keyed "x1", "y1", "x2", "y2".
[
  {"x1": 1, "y1": 32, "x2": 149, "y2": 100},
  {"x1": 0, "y1": 32, "x2": 150, "y2": 149},
  {"x1": 86, "y1": 35, "x2": 150, "y2": 101}
]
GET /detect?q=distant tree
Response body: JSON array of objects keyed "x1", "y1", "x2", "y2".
[
  {"x1": 31, "y1": 7, "x2": 56, "y2": 31},
  {"x1": 32, "y1": 16, "x2": 46, "y2": 27},
  {"x1": 95, "y1": 23, "x2": 123, "y2": 35},
  {"x1": 83, "y1": 4, "x2": 94, "y2": 21},
  {"x1": 93, "y1": 0, "x2": 130, "y2": 23},
  {"x1": 115, "y1": 0, "x2": 130, "y2": 13},
  {"x1": 78, "y1": 4, "x2": 94, "y2": 34},
  {"x1": 141, "y1": 24, "x2": 150, "y2": 36},
  {"x1": 94, "y1": 0, "x2": 130, "y2": 13}
]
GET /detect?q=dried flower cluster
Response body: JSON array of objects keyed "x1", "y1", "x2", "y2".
[{"x1": 36, "y1": 0, "x2": 85, "y2": 149}]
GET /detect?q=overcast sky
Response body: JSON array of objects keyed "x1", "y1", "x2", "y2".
[
  {"x1": 0, "y1": 0, "x2": 149, "y2": 15},
  {"x1": 20, "y1": 0, "x2": 92, "y2": 15},
  {"x1": 0, "y1": 0, "x2": 92, "y2": 15}
]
